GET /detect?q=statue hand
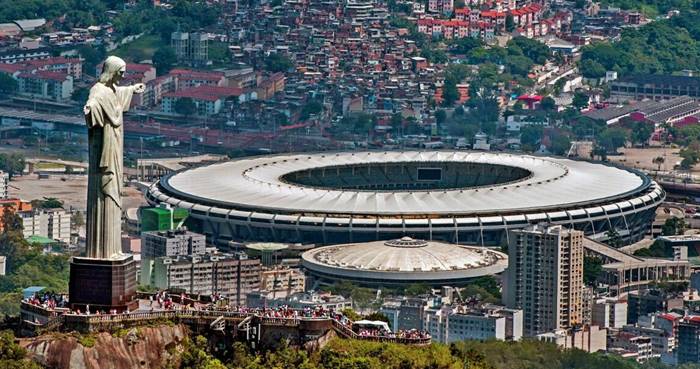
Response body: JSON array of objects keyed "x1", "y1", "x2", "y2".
[
  {"x1": 83, "y1": 105, "x2": 90, "y2": 115},
  {"x1": 133, "y1": 83, "x2": 146, "y2": 94}
]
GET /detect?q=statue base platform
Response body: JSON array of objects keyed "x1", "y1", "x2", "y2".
[{"x1": 69, "y1": 254, "x2": 138, "y2": 313}]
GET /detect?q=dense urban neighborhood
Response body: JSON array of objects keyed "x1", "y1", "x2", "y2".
[{"x1": 3, "y1": 0, "x2": 700, "y2": 368}]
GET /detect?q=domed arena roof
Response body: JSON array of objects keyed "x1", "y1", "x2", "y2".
[{"x1": 301, "y1": 237, "x2": 508, "y2": 285}]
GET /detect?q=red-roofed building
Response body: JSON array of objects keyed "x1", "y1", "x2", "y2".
[
  {"x1": 26, "y1": 57, "x2": 82, "y2": 79},
  {"x1": 16, "y1": 70, "x2": 73, "y2": 101},
  {"x1": 162, "y1": 85, "x2": 252, "y2": 116},
  {"x1": 169, "y1": 68, "x2": 226, "y2": 89},
  {"x1": 428, "y1": 0, "x2": 454, "y2": 14},
  {"x1": 454, "y1": 8, "x2": 470, "y2": 20},
  {"x1": 255, "y1": 72, "x2": 285, "y2": 100}
]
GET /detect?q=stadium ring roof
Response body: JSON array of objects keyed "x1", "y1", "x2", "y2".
[{"x1": 146, "y1": 151, "x2": 665, "y2": 246}]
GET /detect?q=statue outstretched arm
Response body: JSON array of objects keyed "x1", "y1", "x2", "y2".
[{"x1": 132, "y1": 83, "x2": 145, "y2": 94}]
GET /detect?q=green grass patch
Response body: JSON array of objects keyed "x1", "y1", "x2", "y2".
[
  {"x1": 76, "y1": 333, "x2": 97, "y2": 348},
  {"x1": 113, "y1": 35, "x2": 162, "y2": 62}
]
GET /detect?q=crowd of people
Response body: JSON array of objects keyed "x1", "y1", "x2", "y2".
[
  {"x1": 355, "y1": 327, "x2": 430, "y2": 340},
  {"x1": 23, "y1": 291, "x2": 67, "y2": 310},
  {"x1": 25, "y1": 289, "x2": 431, "y2": 341}
]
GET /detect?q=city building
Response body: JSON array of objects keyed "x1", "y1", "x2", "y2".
[
  {"x1": 19, "y1": 208, "x2": 71, "y2": 244},
  {"x1": 592, "y1": 298, "x2": 628, "y2": 329},
  {"x1": 610, "y1": 75, "x2": 700, "y2": 101},
  {"x1": 621, "y1": 325, "x2": 675, "y2": 356},
  {"x1": 245, "y1": 243, "x2": 289, "y2": 266},
  {"x1": 425, "y1": 304, "x2": 523, "y2": 343},
  {"x1": 0, "y1": 255, "x2": 5, "y2": 276},
  {"x1": 139, "y1": 228, "x2": 206, "y2": 286},
  {"x1": 171, "y1": 31, "x2": 209, "y2": 66},
  {"x1": 628, "y1": 289, "x2": 684, "y2": 324},
  {"x1": 259, "y1": 267, "x2": 306, "y2": 299},
  {"x1": 677, "y1": 316, "x2": 700, "y2": 364},
  {"x1": 246, "y1": 290, "x2": 353, "y2": 310},
  {"x1": 609, "y1": 332, "x2": 656, "y2": 363},
  {"x1": 147, "y1": 151, "x2": 663, "y2": 247},
  {"x1": 380, "y1": 297, "x2": 430, "y2": 331},
  {"x1": 504, "y1": 224, "x2": 584, "y2": 336},
  {"x1": 536, "y1": 325, "x2": 607, "y2": 353},
  {"x1": 161, "y1": 85, "x2": 251, "y2": 117},
  {"x1": 140, "y1": 205, "x2": 190, "y2": 233},
  {"x1": 16, "y1": 71, "x2": 73, "y2": 101},
  {"x1": 0, "y1": 171, "x2": 8, "y2": 199},
  {"x1": 152, "y1": 252, "x2": 261, "y2": 305}
]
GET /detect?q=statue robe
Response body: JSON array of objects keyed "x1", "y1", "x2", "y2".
[{"x1": 84, "y1": 82, "x2": 136, "y2": 259}]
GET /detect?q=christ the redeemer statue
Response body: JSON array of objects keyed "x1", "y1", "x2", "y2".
[{"x1": 83, "y1": 56, "x2": 144, "y2": 259}]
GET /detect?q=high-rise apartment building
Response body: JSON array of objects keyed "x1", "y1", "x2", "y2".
[
  {"x1": 140, "y1": 228, "x2": 206, "y2": 286},
  {"x1": 677, "y1": 316, "x2": 700, "y2": 364},
  {"x1": 20, "y1": 208, "x2": 71, "y2": 243},
  {"x1": 170, "y1": 31, "x2": 208, "y2": 66},
  {"x1": 0, "y1": 171, "x2": 8, "y2": 199},
  {"x1": 504, "y1": 224, "x2": 584, "y2": 336}
]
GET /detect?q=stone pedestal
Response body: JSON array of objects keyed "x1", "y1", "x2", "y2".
[{"x1": 69, "y1": 254, "x2": 138, "y2": 313}]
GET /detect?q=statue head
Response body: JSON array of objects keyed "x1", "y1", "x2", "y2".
[{"x1": 98, "y1": 56, "x2": 127, "y2": 85}]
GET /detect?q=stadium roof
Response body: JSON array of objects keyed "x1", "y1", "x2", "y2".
[
  {"x1": 301, "y1": 237, "x2": 508, "y2": 281},
  {"x1": 159, "y1": 151, "x2": 648, "y2": 216}
]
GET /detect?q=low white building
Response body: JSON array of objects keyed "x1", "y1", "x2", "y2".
[
  {"x1": 506, "y1": 114, "x2": 550, "y2": 132},
  {"x1": 425, "y1": 304, "x2": 523, "y2": 343},
  {"x1": 20, "y1": 208, "x2": 71, "y2": 243},
  {"x1": 592, "y1": 298, "x2": 628, "y2": 329},
  {"x1": 536, "y1": 325, "x2": 607, "y2": 353}
]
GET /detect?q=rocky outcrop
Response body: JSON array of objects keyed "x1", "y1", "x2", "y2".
[{"x1": 24, "y1": 324, "x2": 188, "y2": 369}]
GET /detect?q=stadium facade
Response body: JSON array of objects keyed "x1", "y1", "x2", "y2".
[{"x1": 145, "y1": 151, "x2": 664, "y2": 247}]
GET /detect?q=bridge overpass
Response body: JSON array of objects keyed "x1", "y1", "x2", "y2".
[{"x1": 583, "y1": 237, "x2": 690, "y2": 296}]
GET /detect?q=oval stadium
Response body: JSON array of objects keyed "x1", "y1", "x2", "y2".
[{"x1": 145, "y1": 151, "x2": 665, "y2": 246}]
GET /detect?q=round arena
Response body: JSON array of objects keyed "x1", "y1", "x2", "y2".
[
  {"x1": 301, "y1": 237, "x2": 508, "y2": 286},
  {"x1": 145, "y1": 151, "x2": 665, "y2": 246}
]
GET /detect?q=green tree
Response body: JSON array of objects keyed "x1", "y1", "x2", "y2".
[
  {"x1": 549, "y1": 132, "x2": 572, "y2": 156},
  {"x1": 174, "y1": 97, "x2": 197, "y2": 116},
  {"x1": 505, "y1": 15, "x2": 515, "y2": 32},
  {"x1": 0, "y1": 330, "x2": 42, "y2": 369},
  {"x1": 153, "y1": 46, "x2": 177, "y2": 76},
  {"x1": 264, "y1": 53, "x2": 294, "y2": 73},
  {"x1": 435, "y1": 109, "x2": 447, "y2": 125},
  {"x1": 520, "y1": 125, "x2": 543, "y2": 151},
  {"x1": 71, "y1": 212, "x2": 85, "y2": 228},
  {"x1": 662, "y1": 217, "x2": 687, "y2": 236},
  {"x1": 78, "y1": 44, "x2": 107, "y2": 77},
  {"x1": 71, "y1": 87, "x2": 90, "y2": 103},
  {"x1": 572, "y1": 91, "x2": 590, "y2": 110},
  {"x1": 1, "y1": 206, "x2": 22, "y2": 233},
  {"x1": 179, "y1": 336, "x2": 227, "y2": 369},
  {"x1": 631, "y1": 122, "x2": 653, "y2": 146},
  {"x1": 579, "y1": 59, "x2": 607, "y2": 79},
  {"x1": 597, "y1": 127, "x2": 629, "y2": 154},
  {"x1": 154, "y1": 17, "x2": 177, "y2": 42},
  {"x1": 0, "y1": 153, "x2": 24, "y2": 178},
  {"x1": 442, "y1": 78, "x2": 459, "y2": 107},
  {"x1": 541, "y1": 96, "x2": 556, "y2": 111},
  {"x1": 364, "y1": 312, "x2": 390, "y2": 324},
  {"x1": 583, "y1": 256, "x2": 603, "y2": 285},
  {"x1": 31, "y1": 197, "x2": 64, "y2": 209},
  {"x1": 300, "y1": 100, "x2": 323, "y2": 120},
  {"x1": 0, "y1": 74, "x2": 17, "y2": 94},
  {"x1": 404, "y1": 283, "x2": 431, "y2": 296}
]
